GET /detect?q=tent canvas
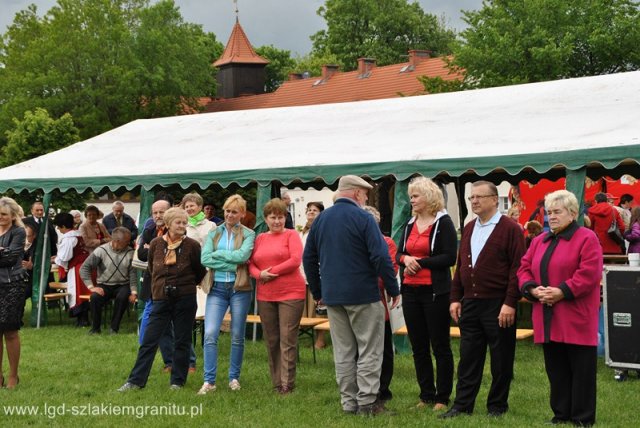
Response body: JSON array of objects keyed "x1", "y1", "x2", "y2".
[{"x1": 0, "y1": 71, "x2": 638, "y2": 193}]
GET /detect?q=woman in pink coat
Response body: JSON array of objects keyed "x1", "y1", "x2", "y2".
[{"x1": 518, "y1": 190, "x2": 603, "y2": 427}]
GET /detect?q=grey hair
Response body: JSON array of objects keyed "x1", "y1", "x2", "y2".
[
  {"x1": 111, "y1": 227, "x2": 132, "y2": 241},
  {"x1": 545, "y1": 190, "x2": 579, "y2": 216},
  {"x1": 112, "y1": 200, "x2": 125, "y2": 208}
]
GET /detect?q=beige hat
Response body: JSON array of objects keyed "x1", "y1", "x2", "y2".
[{"x1": 337, "y1": 175, "x2": 373, "y2": 191}]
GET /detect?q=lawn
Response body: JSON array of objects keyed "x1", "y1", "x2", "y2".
[{"x1": 1, "y1": 304, "x2": 639, "y2": 427}]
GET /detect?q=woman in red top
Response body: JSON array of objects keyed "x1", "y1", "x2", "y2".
[
  {"x1": 396, "y1": 177, "x2": 458, "y2": 411},
  {"x1": 249, "y1": 198, "x2": 306, "y2": 394}
]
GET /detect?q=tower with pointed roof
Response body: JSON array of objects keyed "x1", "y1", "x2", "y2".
[{"x1": 213, "y1": 18, "x2": 269, "y2": 99}]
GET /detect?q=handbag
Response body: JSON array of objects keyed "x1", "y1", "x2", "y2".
[
  {"x1": 608, "y1": 213, "x2": 625, "y2": 246},
  {"x1": 131, "y1": 246, "x2": 148, "y2": 271},
  {"x1": 233, "y1": 263, "x2": 252, "y2": 291}
]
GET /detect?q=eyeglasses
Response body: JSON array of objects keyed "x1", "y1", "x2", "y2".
[{"x1": 467, "y1": 194, "x2": 497, "y2": 201}]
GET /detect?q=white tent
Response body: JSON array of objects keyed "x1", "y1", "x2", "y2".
[{"x1": 1, "y1": 70, "x2": 638, "y2": 193}]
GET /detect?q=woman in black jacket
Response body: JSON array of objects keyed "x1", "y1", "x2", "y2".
[
  {"x1": 396, "y1": 177, "x2": 457, "y2": 411},
  {"x1": 0, "y1": 197, "x2": 27, "y2": 389}
]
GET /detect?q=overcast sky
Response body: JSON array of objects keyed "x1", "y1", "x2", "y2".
[{"x1": 1, "y1": 0, "x2": 483, "y2": 56}]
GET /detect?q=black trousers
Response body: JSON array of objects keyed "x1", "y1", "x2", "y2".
[
  {"x1": 127, "y1": 295, "x2": 197, "y2": 387},
  {"x1": 378, "y1": 319, "x2": 394, "y2": 398},
  {"x1": 453, "y1": 298, "x2": 516, "y2": 413},
  {"x1": 90, "y1": 284, "x2": 130, "y2": 332},
  {"x1": 402, "y1": 286, "x2": 454, "y2": 404},
  {"x1": 543, "y1": 342, "x2": 597, "y2": 426}
]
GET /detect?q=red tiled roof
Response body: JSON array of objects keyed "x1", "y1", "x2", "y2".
[
  {"x1": 202, "y1": 56, "x2": 461, "y2": 113},
  {"x1": 213, "y1": 19, "x2": 269, "y2": 67}
]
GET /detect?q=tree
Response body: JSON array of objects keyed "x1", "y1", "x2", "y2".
[
  {"x1": 255, "y1": 45, "x2": 296, "y2": 92},
  {"x1": 289, "y1": 52, "x2": 344, "y2": 78},
  {"x1": 0, "y1": 0, "x2": 222, "y2": 144},
  {"x1": 453, "y1": 0, "x2": 640, "y2": 88},
  {"x1": 1, "y1": 108, "x2": 90, "y2": 212},
  {"x1": 311, "y1": 0, "x2": 456, "y2": 71},
  {"x1": 2, "y1": 108, "x2": 79, "y2": 167}
]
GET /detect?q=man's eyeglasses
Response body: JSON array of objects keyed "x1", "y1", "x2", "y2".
[{"x1": 467, "y1": 194, "x2": 497, "y2": 201}]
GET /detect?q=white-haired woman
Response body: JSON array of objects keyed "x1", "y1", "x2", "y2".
[
  {"x1": 0, "y1": 197, "x2": 28, "y2": 389},
  {"x1": 119, "y1": 207, "x2": 206, "y2": 391},
  {"x1": 518, "y1": 190, "x2": 602, "y2": 426},
  {"x1": 396, "y1": 177, "x2": 457, "y2": 411}
]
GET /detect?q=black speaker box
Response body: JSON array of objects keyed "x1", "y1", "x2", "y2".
[{"x1": 603, "y1": 266, "x2": 640, "y2": 370}]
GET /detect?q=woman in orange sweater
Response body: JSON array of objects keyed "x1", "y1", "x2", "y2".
[{"x1": 249, "y1": 198, "x2": 306, "y2": 394}]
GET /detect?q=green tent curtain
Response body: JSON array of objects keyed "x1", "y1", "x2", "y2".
[
  {"x1": 566, "y1": 168, "x2": 587, "y2": 226},
  {"x1": 31, "y1": 193, "x2": 52, "y2": 327}
]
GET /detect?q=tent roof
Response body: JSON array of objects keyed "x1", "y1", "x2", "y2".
[{"x1": 1, "y1": 71, "x2": 639, "y2": 193}]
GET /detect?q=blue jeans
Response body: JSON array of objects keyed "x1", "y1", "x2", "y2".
[
  {"x1": 140, "y1": 299, "x2": 196, "y2": 367},
  {"x1": 203, "y1": 281, "x2": 252, "y2": 384}
]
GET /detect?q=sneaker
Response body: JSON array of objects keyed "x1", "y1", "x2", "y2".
[
  {"x1": 197, "y1": 383, "x2": 216, "y2": 395},
  {"x1": 117, "y1": 382, "x2": 141, "y2": 392},
  {"x1": 229, "y1": 379, "x2": 241, "y2": 391},
  {"x1": 169, "y1": 384, "x2": 183, "y2": 390}
]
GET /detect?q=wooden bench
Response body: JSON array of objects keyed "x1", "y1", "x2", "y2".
[
  {"x1": 393, "y1": 325, "x2": 534, "y2": 340},
  {"x1": 215, "y1": 314, "x2": 325, "y2": 362},
  {"x1": 44, "y1": 292, "x2": 70, "y2": 322}
]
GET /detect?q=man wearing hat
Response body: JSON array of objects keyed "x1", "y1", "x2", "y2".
[{"x1": 303, "y1": 175, "x2": 400, "y2": 416}]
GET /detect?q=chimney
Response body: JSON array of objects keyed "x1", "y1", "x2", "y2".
[
  {"x1": 408, "y1": 50, "x2": 432, "y2": 67},
  {"x1": 321, "y1": 64, "x2": 339, "y2": 80},
  {"x1": 357, "y1": 58, "x2": 376, "y2": 77},
  {"x1": 288, "y1": 73, "x2": 304, "y2": 81}
]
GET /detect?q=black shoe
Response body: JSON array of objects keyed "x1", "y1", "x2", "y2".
[
  {"x1": 109, "y1": 329, "x2": 118, "y2": 335},
  {"x1": 439, "y1": 408, "x2": 471, "y2": 419},
  {"x1": 88, "y1": 329, "x2": 101, "y2": 335},
  {"x1": 488, "y1": 409, "x2": 507, "y2": 417},
  {"x1": 377, "y1": 390, "x2": 393, "y2": 403},
  {"x1": 545, "y1": 417, "x2": 570, "y2": 425},
  {"x1": 357, "y1": 400, "x2": 393, "y2": 416}
]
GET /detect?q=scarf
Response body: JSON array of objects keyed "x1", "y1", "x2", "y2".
[
  {"x1": 163, "y1": 234, "x2": 184, "y2": 265},
  {"x1": 188, "y1": 211, "x2": 206, "y2": 227}
]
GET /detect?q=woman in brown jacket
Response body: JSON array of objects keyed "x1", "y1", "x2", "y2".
[{"x1": 118, "y1": 207, "x2": 206, "y2": 391}]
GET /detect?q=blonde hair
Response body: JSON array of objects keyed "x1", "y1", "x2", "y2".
[
  {"x1": 163, "y1": 207, "x2": 188, "y2": 229},
  {"x1": 223, "y1": 194, "x2": 247, "y2": 214},
  {"x1": 0, "y1": 197, "x2": 25, "y2": 228},
  {"x1": 408, "y1": 176, "x2": 445, "y2": 215},
  {"x1": 545, "y1": 190, "x2": 579, "y2": 216},
  {"x1": 181, "y1": 192, "x2": 204, "y2": 208}
]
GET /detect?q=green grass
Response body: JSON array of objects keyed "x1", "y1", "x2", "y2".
[{"x1": 1, "y1": 304, "x2": 639, "y2": 427}]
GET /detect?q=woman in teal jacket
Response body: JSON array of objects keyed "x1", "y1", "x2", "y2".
[{"x1": 198, "y1": 195, "x2": 255, "y2": 395}]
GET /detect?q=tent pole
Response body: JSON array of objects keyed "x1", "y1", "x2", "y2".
[
  {"x1": 566, "y1": 168, "x2": 587, "y2": 226},
  {"x1": 391, "y1": 179, "x2": 411, "y2": 246},
  {"x1": 33, "y1": 192, "x2": 53, "y2": 328},
  {"x1": 252, "y1": 182, "x2": 275, "y2": 341}
]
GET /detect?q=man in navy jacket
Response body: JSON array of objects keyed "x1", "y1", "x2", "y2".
[{"x1": 303, "y1": 175, "x2": 399, "y2": 416}]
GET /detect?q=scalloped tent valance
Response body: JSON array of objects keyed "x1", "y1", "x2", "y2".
[{"x1": 1, "y1": 71, "x2": 638, "y2": 193}]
